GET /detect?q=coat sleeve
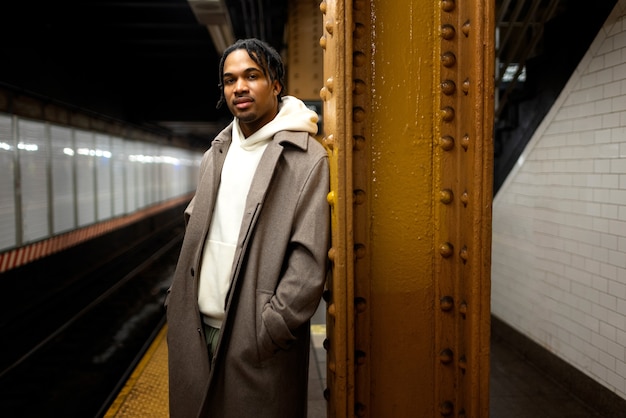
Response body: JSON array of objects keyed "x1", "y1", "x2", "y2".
[
  {"x1": 183, "y1": 196, "x2": 195, "y2": 226},
  {"x1": 262, "y1": 155, "x2": 330, "y2": 350},
  {"x1": 183, "y1": 147, "x2": 213, "y2": 225}
]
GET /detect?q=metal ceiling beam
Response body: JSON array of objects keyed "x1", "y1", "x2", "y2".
[{"x1": 188, "y1": 0, "x2": 235, "y2": 53}]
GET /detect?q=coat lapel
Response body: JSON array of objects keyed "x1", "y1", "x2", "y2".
[
  {"x1": 186, "y1": 128, "x2": 231, "y2": 259},
  {"x1": 230, "y1": 131, "x2": 309, "y2": 281},
  {"x1": 223, "y1": 138, "x2": 284, "y2": 310},
  {"x1": 244, "y1": 130, "x2": 308, "y2": 215}
]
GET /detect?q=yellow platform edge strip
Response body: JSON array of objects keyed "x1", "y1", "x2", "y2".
[
  {"x1": 310, "y1": 324, "x2": 326, "y2": 335},
  {"x1": 103, "y1": 324, "x2": 168, "y2": 418}
]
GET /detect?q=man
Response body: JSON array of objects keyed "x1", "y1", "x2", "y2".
[{"x1": 165, "y1": 38, "x2": 330, "y2": 418}]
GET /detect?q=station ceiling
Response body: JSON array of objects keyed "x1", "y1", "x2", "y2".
[
  {"x1": 0, "y1": 0, "x2": 618, "y2": 150},
  {"x1": 1, "y1": 0, "x2": 287, "y2": 149}
]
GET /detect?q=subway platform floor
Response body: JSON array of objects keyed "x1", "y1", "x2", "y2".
[
  {"x1": 488, "y1": 334, "x2": 602, "y2": 418},
  {"x1": 307, "y1": 306, "x2": 605, "y2": 418},
  {"x1": 108, "y1": 307, "x2": 608, "y2": 418}
]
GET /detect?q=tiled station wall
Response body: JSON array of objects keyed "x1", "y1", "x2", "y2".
[{"x1": 492, "y1": 0, "x2": 626, "y2": 399}]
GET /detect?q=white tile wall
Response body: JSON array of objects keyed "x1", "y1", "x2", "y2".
[{"x1": 492, "y1": 0, "x2": 626, "y2": 399}]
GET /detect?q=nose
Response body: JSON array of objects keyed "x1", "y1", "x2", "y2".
[{"x1": 234, "y1": 77, "x2": 248, "y2": 93}]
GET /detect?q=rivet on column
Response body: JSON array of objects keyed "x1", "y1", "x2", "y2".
[
  {"x1": 324, "y1": 134, "x2": 335, "y2": 150},
  {"x1": 356, "y1": 350, "x2": 366, "y2": 365},
  {"x1": 354, "y1": 22, "x2": 366, "y2": 39},
  {"x1": 440, "y1": 348, "x2": 454, "y2": 364},
  {"x1": 353, "y1": 107, "x2": 366, "y2": 123},
  {"x1": 441, "y1": 24, "x2": 456, "y2": 40},
  {"x1": 353, "y1": 79, "x2": 366, "y2": 95},
  {"x1": 353, "y1": 51, "x2": 366, "y2": 67},
  {"x1": 461, "y1": 134, "x2": 470, "y2": 151},
  {"x1": 353, "y1": 189, "x2": 366, "y2": 205},
  {"x1": 440, "y1": 242, "x2": 454, "y2": 257},
  {"x1": 356, "y1": 402, "x2": 367, "y2": 417},
  {"x1": 319, "y1": 35, "x2": 327, "y2": 49},
  {"x1": 462, "y1": 77, "x2": 470, "y2": 95},
  {"x1": 459, "y1": 302, "x2": 468, "y2": 318},
  {"x1": 440, "y1": 296, "x2": 454, "y2": 311},
  {"x1": 327, "y1": 247, "x2": 336, "y2": 261},
  {"x1": 355, "y1": 243, "x2": 367, "y2": 259},
  {"x1": 325, "y1": 20, "x2": 334, "y2": 35},
  {"x1": 353, "y1": 135, "x2": 366, "y2": 151},
  {"x1": 462, "y1": 19, "x2": 470, "y2": 37},
  {"x1": 459, "y1": 355, "x2": 467, "y2": 371},
  {"x1": 459, "y1": 245, "x2": 468, "y2": 262},
  {"x1": 327, "y1": 190, "x2": 336, "y2": 206},
  {"x1": 441, "y1": 79, "x2": 456, "y2": 95},
  {"x1": 441, "y1": 51, "x2": 456, "y2": 67},
  {"x1": 323, "y1": 388, "x2": 330, "y2": 400},
  {"x1": 442, "y1": 106, "x2": 455, "y2": 122},
  {"x1": 441, "y1": 0, "x2": 455, "y2": 12},
  {"x1": 440, "y1": 135, "x2": 455, "y2": 151},
  {"x1": 355, "y1": 296, "x2": 367, "y2": 313},
  {"x1": 325, "y1": 76, "x2": 334, "y2": 93},
  {"x1": 439, "y1": 401, "x2": 454, "y2": 416},
  {"x1": 460, "y1": 191, "x2": 469, "y2": 207},
  {"x1": 439, "y1": 189, "x2": 453, "y2": 204},
  {"x1": 319, "y1": 87, "x2": 329, "y2": 101},
  {"x1": 328, "y1": 303, "x2": 336, "y2": 317}
]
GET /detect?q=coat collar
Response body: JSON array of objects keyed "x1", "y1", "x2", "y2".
[{"x1": 211, "y1": 122, "x2": 310, "y2": 152}]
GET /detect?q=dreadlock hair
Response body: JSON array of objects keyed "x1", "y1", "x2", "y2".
[{"x1": 216, "y1": 38, "x2": 286, "y2": 109}]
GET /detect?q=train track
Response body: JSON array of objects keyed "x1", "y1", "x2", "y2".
[{"x1": 0, "y1": 224, "x2": 183, "y2": 418}]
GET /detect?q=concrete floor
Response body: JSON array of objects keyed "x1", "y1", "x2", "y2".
[
  {"x1": 307, "y1": 308, "x2": 603, "y2": 418},
  {"x1": 489, "y1": 335, "x2": 601, "y2": 418}
]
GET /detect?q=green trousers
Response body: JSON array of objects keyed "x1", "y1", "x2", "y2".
[{"x1": 203, "y1": 323, "x2": 220, "y2": 360}]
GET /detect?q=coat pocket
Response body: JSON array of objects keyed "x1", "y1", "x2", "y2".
[{"x1": 256, "y1": 290, "x2": 280, "y2": 363}]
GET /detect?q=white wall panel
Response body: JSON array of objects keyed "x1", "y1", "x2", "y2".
[
  {"x1": 0, "y1": 111, "x2": 202, "y2": 253},
  {"x1": 161, "y1": 146, "x2": 177, "y2": 199},
  {"x1": 0, "y1": 115, "x2": 16, "y2": 250},
  {"x1": 111, "y1": 137, "x2": 126, "y2": 216},
  {"x1": 176, "y1": 148, "x2": 189, "y2": 197},
  {"x1": 50, "y1": 125, "x2": 75, "y2": 234},
  {"x1": 146, "y1": 143, "x2": 159, "y2": 206},
  {"x1": 18, "y1": 119, "x2": 49, "y2": 243},
  {"x1": 95, "y1": 133, "x2": 112, "y2": 221},
  {"x1": 75, "y1": 130, "x2": 96, "y2": 227},
  {"x1": 126, "y1": 140, "x2": 141, "y2": 212}
]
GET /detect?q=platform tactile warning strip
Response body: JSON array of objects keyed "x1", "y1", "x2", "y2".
[{"x1": 104, "y1": 326, "x2": 169, "y2": 417}]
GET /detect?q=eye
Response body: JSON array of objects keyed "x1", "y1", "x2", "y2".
[{"x1": 223, "y1": 78, "x2": 234, "y2": 85}]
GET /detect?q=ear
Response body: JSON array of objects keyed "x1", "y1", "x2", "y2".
[{"x1": 273, "y1": 80, "x2": 282, "y2": 96}]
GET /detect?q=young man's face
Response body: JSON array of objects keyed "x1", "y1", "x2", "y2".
[{"x1": 222, "y1": 49, "x2": 281, "y2": 137}]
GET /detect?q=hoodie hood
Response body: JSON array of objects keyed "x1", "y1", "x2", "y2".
[{"x1": 235, "y1": 95, "x2": 319, "y2": 150}]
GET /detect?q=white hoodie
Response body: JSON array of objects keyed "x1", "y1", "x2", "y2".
[{"x1": 198, "y1": 96, "x2": 319, "y2": 328}]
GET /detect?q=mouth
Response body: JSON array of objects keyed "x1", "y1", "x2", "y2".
[{"x1": 233, "y1": 97, "x2": 253, "y2": 110}]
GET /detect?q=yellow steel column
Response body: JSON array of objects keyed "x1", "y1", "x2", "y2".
[
  {"x1": 435, "y1": 1, "x2": 494, "y2": 416},
  {"x1": 320, "y1": 1, "x2": 355, "y2": 417},
  {"x1": 367, "y1": 0, "x2": 439, "y2": 414},
  {"x1": 433, "y1": 0, "x2": 494, "y2": 417},
  {"x1": 322, "y1": 0, "x2": 494, "y2": 416}
]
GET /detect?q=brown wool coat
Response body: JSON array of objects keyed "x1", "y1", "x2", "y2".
[{"x1": 165, "y1": 124, "x2": 330, "y2": 418}]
